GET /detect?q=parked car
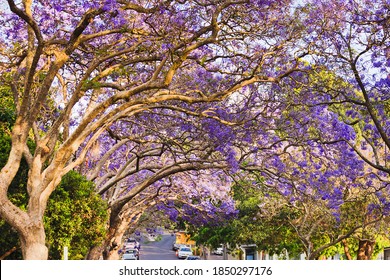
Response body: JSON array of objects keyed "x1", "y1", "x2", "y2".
[
  {"x1": 212, "y1": 247, "x2": 223, "y2": 255},
  {"x1": 122, "y1": 248, "x2": 139, "y2": 260},
  {"x1": 172, "y1": 243, "x2": 181, "y2": 251},
  {"x1": 176, "y1": 246, "x2": 193, "y2": 259},
  {"x1": 185, "y1": 256, "x2": 201, "y2": 260},
  {"x1": 124, "y1": 238, "x2": 140, "y2": 249}
]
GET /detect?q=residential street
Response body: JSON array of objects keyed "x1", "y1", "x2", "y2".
[
  {"x1": 139, "y1": 233, "x2": 177, "y2": 260},
  {"x1": 139, "y1": 232, "x2": 223, "y2": 260}
]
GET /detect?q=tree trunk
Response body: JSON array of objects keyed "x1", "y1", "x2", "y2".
[
  {"x1": 223, "y1": 244, "x2": 228, "y2": 260},
  {"x1": 86, "y1": 225, "x2": 124, "y2": 260},
  {"x1": 0, "y1": 204, "x2": 48, "y2": 260},
  {"x1": 84, "y1": 202, "x2": 132, "y2": 261},
  {"x1": 201, "y1": 245, "x2": 211, "y2": 260},
  {"x1": 19, "y1": 221, "x2": 48, "y2": 260},
  {"x1": 105, "y1": 217, "x2": 131, "y2": 260},
  {"x1": 88, "y1": 211, "x2": 129, "y2": 260},
  {"x1": 0, "y1": 191, "x2": 49, "y2": 259},
  {"x1": 357, "y1": 239, "x2": 375, "y2": 260},
  {"x1": 87, "y1": 204, "x2": 146, "y2": 260},
  {"x1": 305, "y1": 241, "x2": 318, "y2": 260},
  {"x1": 308, "y1": 252, "x2": 320, "y2": 260},
  {"x1": 342, "y1": 239, "x2": 353, "y2": 260},
  {"x1": 85, "y1": 244, "x2": 104, "y2": 260}
]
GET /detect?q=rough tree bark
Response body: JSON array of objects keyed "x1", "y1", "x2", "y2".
[
  {"x1": 342, "y1": 239, "x2": 353, "y2": 260},
  {"x1": 87, "y1": 205, "x2": 146, "y2": 260},
  {"x1": 357, "y1": 239, "x2": 375, "y2": 260}
]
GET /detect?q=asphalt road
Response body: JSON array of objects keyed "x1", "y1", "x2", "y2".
[
  {"x1": 140, "y1": 233, "x2": 178, "y2": 260},
  {"x1": 139, "y1": 232, "x2": 224, "y2": 260}
]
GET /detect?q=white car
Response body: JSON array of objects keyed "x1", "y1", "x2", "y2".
[
  {"x1": 212, "y1": 247, "x2": 223, "y2": 255},
  {"x1": 177, "y1": 246, "x2": 193, "y2": 259},
  {"x1": 122, "y1": 248, "x2": 139, "y2": 260},
  {"x1": 124, "y1": 238, "x2": 140, "y2": 249}
]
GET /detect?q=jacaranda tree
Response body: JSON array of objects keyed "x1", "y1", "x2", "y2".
[
  {"x1": 299, "y1": 0, "x2": 390, "y2": 175},
  {"x1": 0, "y1": 0, "x2": 305, "y2": 259}
]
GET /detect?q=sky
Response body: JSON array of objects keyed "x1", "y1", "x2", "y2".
[{"x1": 0, "y1": 0, "x2": 9, "y2": 12}]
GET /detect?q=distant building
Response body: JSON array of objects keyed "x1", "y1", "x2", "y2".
[
  {"x1": 175, "y1": 231, "x2": 196, "y2": 247},
  {"x1": 240, "y1": 245, "x2": 258, "y2": 260},
  {"x1": 384, "y1": 247, "x2": 390, "y2": 260}
]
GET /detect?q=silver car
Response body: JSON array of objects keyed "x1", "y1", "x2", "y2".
[{"x1": 122, "y1": 248, "x2": 139, "y2": 260}]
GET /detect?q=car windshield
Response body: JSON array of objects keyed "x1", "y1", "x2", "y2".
[{"x1": 181, "y1": 248, "x2": 191, "y2": 252}]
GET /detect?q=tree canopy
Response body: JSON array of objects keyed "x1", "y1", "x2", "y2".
[{"x1": 0, "y1": 0, "x2": 389, "y2": 260}]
